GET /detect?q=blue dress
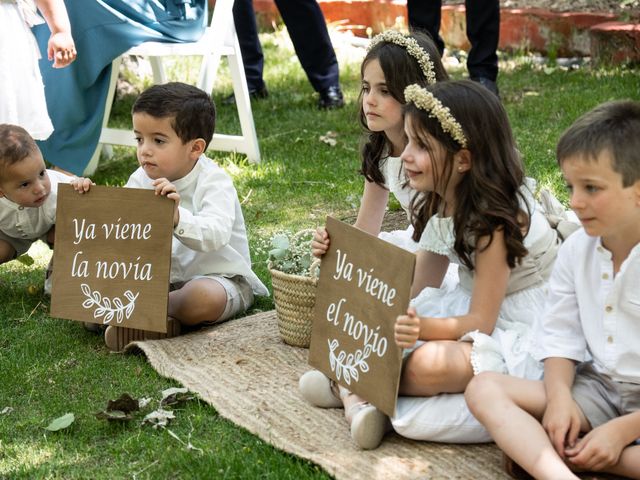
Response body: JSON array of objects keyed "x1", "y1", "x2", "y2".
[{"x1": 33, "y1": 0, "x2": 207, "y2": 175}]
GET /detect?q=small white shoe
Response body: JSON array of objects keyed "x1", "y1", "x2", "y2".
[
  {"x1": 349, "y1": 403, "x2": 389, "y2": 450},
  {"x1": 298, "y1": 370, "x2": 342, "y2": 408}
]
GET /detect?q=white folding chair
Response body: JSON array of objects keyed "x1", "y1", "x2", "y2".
[{"x1": 88, "y1": 0, "x2": 260, "y2": 174}]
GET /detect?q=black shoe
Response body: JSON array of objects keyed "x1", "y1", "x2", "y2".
[
  {"x1": 471, "y1": 77, "x2": 500, "y2": 98},
  {"x1": 318, "y1": 85, "x2": 344, "y2": 109},
  {"x1": 222, "y1": 85, "x2": 269, "y2": 105}
]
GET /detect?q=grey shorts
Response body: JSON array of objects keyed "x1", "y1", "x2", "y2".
[
  {"x1": 171, "y1": 274, "x2": 254, "y2": 323},
  {"x1": 572, "y1": 362, "x2": 640, "y2": 430},
  {"x1": 0, "y1": 230, "x2": 38, "y2": 257}
]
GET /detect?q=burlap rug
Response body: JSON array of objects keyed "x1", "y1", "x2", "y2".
[{"x1": 130, "y1": 310, "x2": 513, "y2": 479}]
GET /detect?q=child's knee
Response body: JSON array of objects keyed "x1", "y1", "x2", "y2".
[
  {"x1": 465, "y1": 372, "x2": 505, "y2": 415},
  {"x1": 0, "y1": 241, "x2": 16, "y2": 264}
]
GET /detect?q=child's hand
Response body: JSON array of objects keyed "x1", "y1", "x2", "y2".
[
  {"x1": 564, "y1": 420, "x2": 627, "y2": 472},
  {"x1": 395, "y1": 307, "x2": 421, "y2": 349},
  {"x1": 70, "y1": 177, "x2": 94, "y2": 193},
  {"x1": 542, "y1": 394, "x2": 582, "y2": 458},
  {"x1": 48, "y1": 32, "x2": 76, "y2": 68},
  {"x1": 311, "y1": 226, "x2": 330, "y2": 258},
  {"x1": 152, "y1": 178, "x2": 180, "y2": 227}
]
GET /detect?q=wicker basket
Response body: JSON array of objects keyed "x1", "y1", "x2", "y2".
[{"x1": 269, "y1": 257, "x2": 320, "y2": 348}]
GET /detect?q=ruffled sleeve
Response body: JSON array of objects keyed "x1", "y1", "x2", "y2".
[{"x1": 417, "y1": 215, "x2": 454, "y2": 257}]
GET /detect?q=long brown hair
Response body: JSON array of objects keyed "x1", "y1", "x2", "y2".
[
  {"x1": 406, "y1": 80, "x2": 529, "y2": 270},
  {"x1": 359, "y1": 30, "x2": 448, "y2": 185}
]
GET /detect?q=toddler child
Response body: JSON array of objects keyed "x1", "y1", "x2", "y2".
[
  {"x1": 73, "y1": 82, "x2": 268, "y2": 351},
  {"x1": 465, "y1": 100, "x2": 640, "y2": 479},
  {"x1": 0, "y1": 124, "x2": 72, "y2": 287}
]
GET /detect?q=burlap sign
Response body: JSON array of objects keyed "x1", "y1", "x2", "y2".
[
  {"x1": 308, "y1": 217, "x2": 415, "y2": 417},
  {"x1": 50, "y1": 185, "x2": 174, "y2": 332}
]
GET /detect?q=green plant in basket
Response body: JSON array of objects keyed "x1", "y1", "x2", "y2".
[
  {"x1": 266, "y1": 230, "x2": 316, "y2": 277},
  {"x1": 264, "y1": 229, "x2": 319, "y2": 347}
]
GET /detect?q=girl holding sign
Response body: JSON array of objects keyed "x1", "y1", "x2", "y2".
[
  {"x1": 391, "y1": 80, "x2": 565, "y2": 444},
  {"x1": 302, "y1": 30, "x2": 450, "y2": 449}
]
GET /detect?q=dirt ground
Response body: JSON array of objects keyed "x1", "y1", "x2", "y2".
[{"x1": 446, "y1": 0, "x2": 638, "y2": 15}]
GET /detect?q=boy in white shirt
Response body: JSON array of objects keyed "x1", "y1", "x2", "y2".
[
  {"x1": 464, "y1": 100, "x2": 640, "y2": 480},
  {"x1": 0, "y1": 124, "x2": 71, "y2": 286},
  {"x1": 75, "y1": 83, "x2": 268, "y2": 351}
]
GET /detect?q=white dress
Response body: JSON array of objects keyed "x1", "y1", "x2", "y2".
[
  {"x1": 0, "y1": 0, "x2": 53, "y2": 139},
  {"x1": 376, "y1": 155, "x2": 419, "y2": 252},
  {"x1": 392, "y1": 183, "x2": 559, "y2": 442}
]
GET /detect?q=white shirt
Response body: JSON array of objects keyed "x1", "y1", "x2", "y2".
[
  {"x1": 0, "y1": 169, "x2": 71, "y2": 239},
  {"x1": 535, "y1": 228, "x2": 640, "y2": 384},
  {"x1": 126, "y1": 155, "x2": 268, "y2": 296}
]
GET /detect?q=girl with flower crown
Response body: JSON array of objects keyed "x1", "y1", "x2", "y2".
[
  {"x1": 389, "y1": 79, "x2": 563, "y2": 445},
  {"x1": 300, "y1": 29, "x2": 451, "y2": 449}
]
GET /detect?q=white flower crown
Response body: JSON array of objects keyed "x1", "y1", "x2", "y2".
[
  {"x1": 404, "y1": 84, "x2": 468, "y2": 148},
  {"x1": 367, "y1": 30, "x2": 437, "y2": 86}
]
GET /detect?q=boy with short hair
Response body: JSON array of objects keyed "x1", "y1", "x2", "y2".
[
  {"x1": 0, "y1": 124, "x2": 71, "y2": 285},
  {"x1": 75, "y1": 82, "x2": 268, "y2": 351},
  {"x1": 464, "y1": 100, "x2": 640, "y2": 479}
]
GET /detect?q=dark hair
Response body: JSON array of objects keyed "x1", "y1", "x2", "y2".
[
  {"x1": 557, "y1": 100, "x2": 640, "y2": 187},
  {"x1": 359, "y1": 30, "x2": 448, "y2": 185},
  {"x1": 406, "y1": 80, "x2": 529, "y2": 270},
  {"x1": 0, "y1": 124, "x2": 40, "y2": 177},
  {"x1": 132, "y1": 82, "x2": 216, "y2": 149}
]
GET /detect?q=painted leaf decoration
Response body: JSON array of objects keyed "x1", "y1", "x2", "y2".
[
  {"x1": 81, "y1": 284, "x2": 91, "y2": 297},
  {"x1": 343, "y1": 368, "x2": 351, "y2": 385},
  {"x1": 104, "y1": 311, "x2": 114, "y2": 323},
  {"x1": 360, "y1": 361, "x2": 369, "y2": 373},
  {"x1": 82, "y1": 299, "x2": 94, "y2": 309},
  {"x1": 103, "y1": 297, "x2": 111, "y2": 309},
  {"x1": 94, "y1": 308, "x2": 105, "y2": 319},
  {"x1": 44, "y1": 413, "x2": 75, "y2": 431},
  {"x1": 113, "y1": 297, "x2": 123, "y2": 309}
]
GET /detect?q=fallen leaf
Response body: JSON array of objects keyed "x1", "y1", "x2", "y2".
[
  {"x1": 16, "y1": 254, "x2": 34, "y2": 266},
  {"x1": 160, "y1": 387, "x2": 193, "y2": 407},
  {"x1": 142, "y1": 409, "x2": 175, "y2": 428},
  {"x1": 106, "y1": 393, "x2": 139, "y2": 414},
  {"x1": 45, "y1": 413, "x2": 75, "y2": 431},
  {"x1": 95, "y1": 410, "x2": 133, "y2": 422}
]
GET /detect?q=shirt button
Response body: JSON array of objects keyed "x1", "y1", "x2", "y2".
[
  {"x1": 178, "y1": 229, "x2": 184, "y2": 235},
  {"x1": 605, "y1": 305, "x2": 613, "y2": 313},
  {"x1": 607, "y1": 336, "x2": 614, "y2": 343},
  {"x1": 18, "y1": 206, "x2": 24, "y2": 210},
  {"x1": 602, "y1": 273, "x2": 609, "y2": 280},
  {"x1": 597, "y1": 246, "x2": 603, "y2": 252}
]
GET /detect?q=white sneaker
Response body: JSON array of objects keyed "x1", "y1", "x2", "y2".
[{"x1": 298, "y1": 370, "x2": 342, "y2": 408}]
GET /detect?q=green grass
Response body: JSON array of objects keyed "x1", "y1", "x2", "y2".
[{"x1": 1, "y1": 30, "x2": 639, "y2": 478}]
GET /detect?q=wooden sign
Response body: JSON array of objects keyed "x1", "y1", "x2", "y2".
[
  {"x1": 50, "y1": 185, "x2": 174, "y2": 332},
  {"x1": 308, "y1": 216, "x2": 415, "y2": 417}
]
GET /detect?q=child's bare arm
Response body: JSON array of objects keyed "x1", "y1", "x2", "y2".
[
  {"x1": 36, "y1": 0, "x2": 76, "y2": 68},
  {"x1": 565, "y1": 411, "x2": 640, "y2": 472},
  {"x1": 353, "y1": 180, "x2": 389, "y2": 236},
  {"x1": 409, "y1": 231, "x2": 510, "y2": 342},
  {"x1": 541, "y1": 357, "x2": 584, "y2": 458},
  {"x1": 411, "y1": 250, "x2": 449, "y2": 297},
  {"x1": 70, "y1": 176, "x2": 94, "y2": 193}
]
